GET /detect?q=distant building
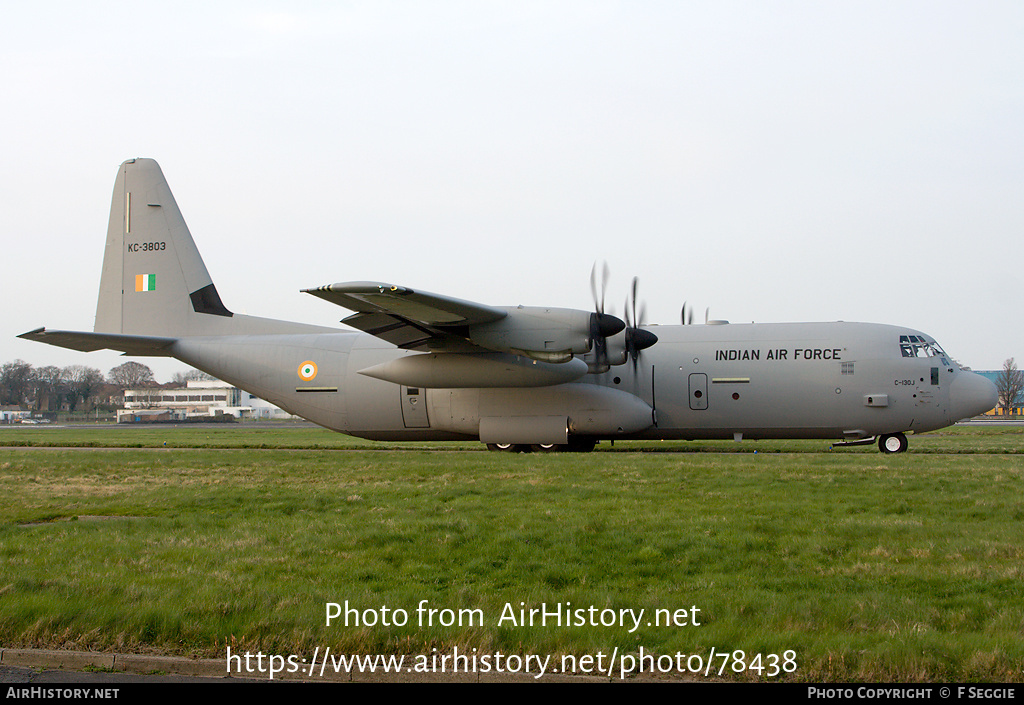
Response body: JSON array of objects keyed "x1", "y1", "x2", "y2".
[
  {"x1": 975, "y1": 371, "x2": 1023, "y2": 416},
  {"x1": 1, "y1": 406, "x2": 32, "y2": 424},
  {"x1": 118, "y1": 380, "x2": 294, "y2": 423},
  {"x1": 118, "y1": 409, "x2": 175, "y2": 424}
]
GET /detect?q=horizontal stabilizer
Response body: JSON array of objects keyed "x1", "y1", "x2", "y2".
[{"x1": 18, "y1": 328, "x2": 176, "y2": 356}]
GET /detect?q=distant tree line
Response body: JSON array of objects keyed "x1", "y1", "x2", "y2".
[
  {"x1": 1, "y1": 359, "x2": 215, "y2": 412},
  {"x1": 0, "y1": 360, "x2": 107, "y2": 411},
  {"x1": 997, "y1": 358, "x2": 1024, "y2": 416}
]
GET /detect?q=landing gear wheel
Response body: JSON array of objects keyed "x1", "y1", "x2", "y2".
[
  {"x1": 486, "y1": 443, "x2": 528, "y2": 453},
  {"x1": 565, "y1": 437, "x2": 597, "y2": 453},
  {"x1": 878, "y1": 432, "x2": 908, "y2": 454},
  {"x1": 530, "y1": 443, "x2": 561, "y2": 453}
]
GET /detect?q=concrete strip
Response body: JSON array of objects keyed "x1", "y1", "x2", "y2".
[
  {"x1": 1, "y1": 649, "x2": 114, "y2": 672},
  {"x1": 112, "y1": 653, "x2": 224, "y2": 678}
]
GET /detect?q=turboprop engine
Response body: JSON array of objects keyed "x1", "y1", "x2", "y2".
[{"x1": 469, "y1": 307, "x2": 624, "y2": 363}]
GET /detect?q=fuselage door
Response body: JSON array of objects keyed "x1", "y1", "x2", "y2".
[
  {"x1": 400, "y1": 386, "x2": 430, "y2": 428},
  {"x1": 688, "y1": 373, "x2": 708, "y2": 411},
  {"x1": 915, "y1": 367, "x2": 941, "y2": 408}
]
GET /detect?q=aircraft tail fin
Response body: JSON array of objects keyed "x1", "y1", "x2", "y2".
[{"x1": 94, "y1": 158, "x2": 233, "y2": 337}]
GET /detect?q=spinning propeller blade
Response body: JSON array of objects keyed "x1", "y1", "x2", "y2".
[
  {"x1": 624, "y1": 276, "x2": 658, "y2": 373},
  {"x1": 588, "y1": 262, "x2": 624, "y2": 373}
]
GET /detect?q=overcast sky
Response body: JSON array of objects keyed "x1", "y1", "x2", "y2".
[{"x1": 3, "y1": 1, "x2": 1021, "y2": 381}]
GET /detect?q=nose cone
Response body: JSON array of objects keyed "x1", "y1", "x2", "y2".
[{"x1": 949, "y1": 371, "x2": 998, "y2": 421}]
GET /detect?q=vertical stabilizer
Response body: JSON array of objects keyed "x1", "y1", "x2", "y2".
[{"x1": 94, "y1": 158, "x2": 232, "y2": 336}]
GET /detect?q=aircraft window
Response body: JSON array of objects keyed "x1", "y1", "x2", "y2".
[{"x1": 899, "y1": 335, "x2": 949, "y2": 362}]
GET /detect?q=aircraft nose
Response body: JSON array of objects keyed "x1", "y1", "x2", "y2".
[{"x1": 949, "y1": 371, "x2": 998, "y2": 422}]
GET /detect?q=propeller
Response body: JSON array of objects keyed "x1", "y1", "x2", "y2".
[
  {"x1": 681, "y1": 302, "x2": 694, "y2": 326},
  {"x1": 590, "y1": 261, "x2": 609, "y2": 316},
  {"x1": 684, "y1": 303, "x2": 724, "y2": 326},
  {"x1": 588, "y1": 262, "x2": 625, "y2": 373},
  {"x1": 623, "y1": 276, "x2": 658, "y2": 372}
]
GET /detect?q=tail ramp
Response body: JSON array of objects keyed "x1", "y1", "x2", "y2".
[{"x1": 95, "y1": 158, "x2": 233, "y2": 337}]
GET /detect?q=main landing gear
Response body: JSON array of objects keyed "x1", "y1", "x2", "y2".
[{"x1": 486, "y1": 438, "x2": 598, "y2": 453}]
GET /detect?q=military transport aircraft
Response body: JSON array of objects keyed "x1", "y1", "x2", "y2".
[{"x1": 20, "y1": 159, "x2": 997, "y2": 453}]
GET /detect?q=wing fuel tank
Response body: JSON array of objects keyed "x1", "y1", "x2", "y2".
[{"x1": 357, "y1": 352, "x2": 589, "y2": 388}]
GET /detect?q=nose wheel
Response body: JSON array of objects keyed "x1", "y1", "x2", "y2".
[{"x1": 878, "y1": 432, "x2": 908, "y2": 454}]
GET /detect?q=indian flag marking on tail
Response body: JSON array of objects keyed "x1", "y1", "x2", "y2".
[{"x1": 135, "y1": 274, "x2": 156, "y2": 292}]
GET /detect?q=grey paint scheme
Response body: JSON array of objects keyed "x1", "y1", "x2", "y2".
[{"x1": 20, "y1": 159, "x2": 998, "y2": 452}]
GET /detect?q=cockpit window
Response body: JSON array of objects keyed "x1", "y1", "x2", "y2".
[{"x1": 899, "y1": 335, "x2": 951, "y2": 366}]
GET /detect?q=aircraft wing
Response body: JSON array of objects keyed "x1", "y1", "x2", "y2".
[
  {"x1": 304, "y1": 281, "x2": 620, "y2": 385},
  {"x1": 303, "y1": 282, "x2": 507, "y2": 352}
]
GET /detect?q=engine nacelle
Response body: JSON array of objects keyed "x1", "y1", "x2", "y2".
[
  {"x1": 468, "y1": 307, "x2": 594, "y2": 362},
  {"x1": 602, "y1": 332, "x2": 630, "y2": 367},
  {"x1": 585, "y1": 326, "x2": 659, "y2": 372}
]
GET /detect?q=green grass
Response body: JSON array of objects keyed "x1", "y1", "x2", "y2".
[
  {"x1": 0, "y1": 423, "x2": 393, "y2": 450},
  {"x1": 1, "y1": 425, "x2": 1022, "y2": 681}
]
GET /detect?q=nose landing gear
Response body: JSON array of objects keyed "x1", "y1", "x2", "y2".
[{"x1": 878, "y1": 432, "x2": 908, "y2": 454}]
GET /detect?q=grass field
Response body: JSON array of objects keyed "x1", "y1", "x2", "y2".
[{"x1": 1, "y1": 424, "x2": 1021, "y2": 681}]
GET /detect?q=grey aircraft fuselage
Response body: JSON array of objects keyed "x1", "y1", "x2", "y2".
[
  {"x1": 20, "y1": 159, "x2": 998, "y2": 453},
  {"x1": 167, "y1": 320, "x2": 989, "y2": 447}
]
